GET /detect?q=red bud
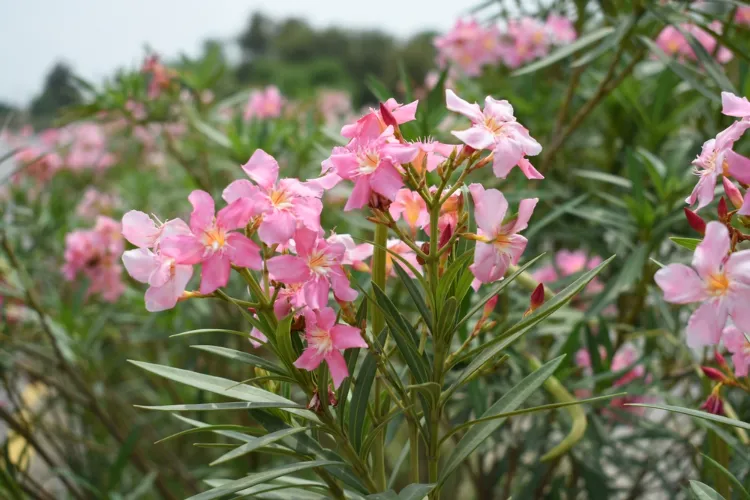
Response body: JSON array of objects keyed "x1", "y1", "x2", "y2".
[
  {"x1": 700, "y1": 393, "x2": 724, "y2": 416},
  {"x1": 417, "y1": 242, "x2": 430, "y2": 266},
  {"x1": 327, "y1": 387, "x2": 338, "y2": 407},
  {"x1": 715, "y1": 351, "x2": 729, "y2": 370},
  {"x1": 530, "y1": 284, "x2": 545, "y2": 310},
  {"x1": 684, "y1": 208, "x2": 706, "y2": 235},
  {"x1": 379, "y1": 102, "x2": 398, "y2": 129},
  {"x1": 439, "y1": 224, "x2": 453, "y2": 251},
  {"x1": 718, "y1": 197, "x2": 728, "y2": 219},
  {"x1": 701, "y1": 366, "x2": 726, "y2": 382},
  {"x1": 723, "y1": 177, "x2": 744, "y2": 209}
]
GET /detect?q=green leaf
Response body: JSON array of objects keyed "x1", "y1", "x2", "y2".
[
  {"x1": 670, "y1": 237, "x2": 701, "y2": 251},
  {"x1": 108, "y1": 426, "x2": 141, "y2": 491},
  {"x1": 171, "y1": 415, "x2": 257, "y2": 443},
  {"x1": 512, "y1": 27, "x2": 616, "y2": 76},
  {"x1": 338, "y1": 301, "x2": 368, "y2": 425},
  {"x1": 392, "y1": 261, "x2": 433, "y2": 332},
  {"x1": 154, "y1": 424, "x2": 263, "y2": 444},
  {"x1": 572, "y1": 16, "x2": 635, "y2": 68},
  {"x1": 372, "y1": 283, "x2": 431, "y2": 384},
  {"x1": 190, "y1": 345, "x2": 286, "y2": 375},
  {"x1": 439, "y1": 356, "x2": 566, "y2": 485},
  {"x1": 437, "y1": 250, "x2": 474, "y2": 305},
  {"x1": 586, "y1": 246, "x2": 645, "y2": 318},
  {"x1": 186, "y1": 460, "x2": 343, "y2": 500},
  {"x1": 366, "y1": 75, "x2": 392, "y2": 102},
  {"x1": 436, "y1": 297, "x2": 458, "y2": 344},
  {"x1": 129, "y1": 360, "x2": 317, "y2": 422},
  {"x1": 525, "y1": 194, "x2": 589, "y2": 239},
  {"x1": 170, "y1": 328, "x2": 250, "y2": 339},
  {"x1": 135, "y1": 401, "x2": 304, "y2": 412},
  {"x1": 701, "y1": 454, "x2": 750, "y2": 500},
  {"x1": 406, "y1": 382, "x2": 441, "y2": 410},
  {"x1": 349, "y1": 329, "x2": 387, "y2": 452},
  {"x1": 210, "y1": 427, "x2": 309, "y2": 466},
  {"x1": 626, "y1": 403, "x2": 750, "y2": 431},
  {"x1": 689, "y1": 480, "x2": 726, "y2": 500},
  {"x1": 398, "y1": 484, "x2": 435, "y2": 499},
  {"x1": 453, "y1": 253, "x2": 545, "y2": 334},
  {"x1": 666, "y1": 19, "x2": 736, "y2": 93}
]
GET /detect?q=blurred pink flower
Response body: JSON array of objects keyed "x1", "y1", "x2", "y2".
[
  {"x1": 293, "y1": 307, "x2": 367, "y2": 388},
  {"x1": 655, "y1": 222, "x2": 750, "y2": 348},
  {"x1": 62, "y1": 216, "x2": 125, "y2": 302},
  {"x1": 533, "y1": 249, "x2": 604, "y2": 294},
  {"x1": 722, "y1": 325, "x2": 750, "y2": 377},
  {"x1": 244, "y1": 86, "x2": 285, "y2": 120},
  {"x1": 76, "y1": 189, "x2": 121, "y2": 219},
  {"x1": 655, "y1": 23, "x2": 732, "y2": 64},
  {"x1": 434, "y1": 19, "x2": 502, "y2": 76},
  {"x1": 545, "y1": 14, "x2": 577, "y2": 44},
  {"x1": 737, "y1": 6, "x2": 750, "y2": 26}
]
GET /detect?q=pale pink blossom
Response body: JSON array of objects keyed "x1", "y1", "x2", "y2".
[
  {"x1": 13, "y1": 146, "x2": 62, "y2": 183},
  {"x1": 385, "y1": 239, "x2": 423, "y2": 277},
  {"x1": 223, "y1": 149, "x2": 324, "y2": 245},
  {"x1": 722, "y1": 91, "x2": 750, "y2": 120},
  {"x1": 737, "y1": 6, "x2": 750, "y2": 26},
  {"x1": 317, "y1": 90, "x2": 352, "y2": 124},
  {"x1": 121, "y1": 211, "x2": 191, "y2": 249},
  {"x1": 468, "y1": 184, "x2": 537, "y2": 284},
  {"x1": 687, "y1": 120, "x2": 750, "y2": 210},
  {"x1": 722, "y1": 325, "x2": 750, "y2": 377},
  {"x1": 545, "y1": 14, "x2": 577, "y2": 45},
  {"x1": 161, "y1": 191, "x2": 261, "y2": 294},
  {"x1": 411, "y1": 140, "x2": 461, "y2": 174},
  {"x1": 655, "y1": 222, "x2": 750, "y2": 348},
  {"x1": 389, "y1": 189, "x2": 429, "y2": 234},
  {"x1": 244, "y1": 86, "x2": 284, "y2": 121},
  {"x1": 60, "y1": 123, "x2": 117, "y2": 171},
  {"x1": 293, "y1": 307, "x2": 367, "y2": 388},
  {"x1": 500, "y1": 17, "x2": 550, "y2": 68},
  {"x1": 446, "y1": 90, "x2": 543, "y2": 180},
  {"x1": 655, "y1": 23, "x2": 732, "y2": 64},
  {"x1": 122, "y1": 248, "x2": 193, "y2": 312},
  {"x1": 328, "y1": 127, "x2": 418, "y2": 211},
  {"x1": 267, "y1": 228, "x2": 358, "y2": 310},
  {"x1": 326, "y1": 233, "x2": 373, "y2": 272}
]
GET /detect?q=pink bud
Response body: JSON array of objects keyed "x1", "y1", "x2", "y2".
[
  {"x1": 684, "y1": 208, "x2": 706, "y2": 235},
  {"x1": 439, "y1": 224, "x2": 453, "y2": 252},
  {"x1": 718, "y1": 197, "x2": 728, "y2": 219},
  {"x1": 701, "y1": 366, "x2": 727, "y2": 382},
  {"x1": 700, "y1": 393, "x2": 724, "y2": 416},
  {"x1": 530, "y1": 284, "x2": 545, "y2": 310},
  {"x1": 723, "y1": 178, "x2": 744, "y2": 209},
  {"x1": 715, "y1": 351, "x2": 729, "y2": 370}
]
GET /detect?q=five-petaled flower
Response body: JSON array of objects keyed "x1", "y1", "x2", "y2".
[
  {"x1": 293, "y1": 307, "x2": 367, "y2": 388},
  {"x1": 161, "y1": 190, "x2": 261, "y2": 294},
  {"x1": 655, "y1": 222, "x2": 750, "y2": 348}
]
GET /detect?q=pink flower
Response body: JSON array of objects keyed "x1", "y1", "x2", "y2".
[
  {"x1": 267, "y1": 228, "x2": 358, "y2": 310},
  {"x1": 122, "y1": 211, "x2": 191, "y2": 249},
  {"x1": 500, "y1": 17, "x2": 551, "y2": 68},
  {"x1": 244, "y1": 86, "x2": 285, "y2": 121},
  {"x1": 161, "y1": 191, "x2": 261, "y2": 294},
  {"x1": 62, "y1": 216, "x2": 125, "y2": 302},
  {"x1": 687, "y1": 120, "x2": 750, "y2": 210},
  {"x1": 655, "y1": 222, "x2": 750, "y2": 348},
  {"x1": 545, "y1": 14, "x2": 577, "y2": 45},
  {"x1": 385, "y1": 239, "x2": 423, "y2": 277},
  {"x1": 468, "y1": 183, "x2": 537, "y2": 284},
  {"x1": 722, "y1": 325, "x2": 750, "y2": 377},
  {"x1": 293, "y1": 307, "x2": 367, "y2": 388},
  {"x1": 446, "y1": 90, "x2": 543, "y2": 180},
  {"x1": 326, "y1": 233, "x2": 373, "y2": 271},
  {"x1": 389, "y1": 189, "x2": 428, "y2": 234},
  {"x1": 122, "y1": 248, "x2": 193, "y2": 312},
  {"x1": 76, "y1": 189, "x2": 121, "y2": 219},
  {"x1": 722, "y1": 91, "x2": 750, "y2": 120},
  {"x1": 434, "y1": 19, "x2": 502, "y2": 76},
  {"x1": 340, "y1": 98, "x2": 418, "y2": 141},
  {"x1": 737, "y1": 6, "x2": 750, "y2": 26},
  {"x1": 317, "y1": 90, "x2": 352, "y2": 124},
  {"x1": 655, "y1": 23, "x2": 732, "y2": 64},
  {"x1": 411, "y1": 140, "x2": 461, "y2": 174},
  {"x1": 533, "y1": 249, "x2": 604, "y2": 294},
  {"x1": 223, "y1": 149, "x2": 324, "y2": 245},
  {"x1": 328, "y1": 127, "x2": 418, "y2": 211}
]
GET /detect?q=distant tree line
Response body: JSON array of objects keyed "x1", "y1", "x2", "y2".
[{"x1": 3, "y1": 12, "x2": 437, "y2": 128}]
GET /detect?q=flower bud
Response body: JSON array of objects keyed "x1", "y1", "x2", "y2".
[
  {"x1": 379, "y1": 102, "x2": 398, "y2": 129},
  {"x1": 327, "y1": 387, "x2": 338, "y2": 407},
  {"x1": 701, "y1": 366, "x2": 727, "y2": 382},
  {"x1": 723, "y1": 178, "x2": 744, "y2": 209},
  {"x1": 524, "y1": 284, "x2": 545, "y2": 317},
  {"x1": 700, "y1": 392, "x2": 724, "y2": 416},
  {"x1": 369, "y1": 192, "x2": 392, "y2": 212},
  {"x1": 417, "y1": 242, "x2": 430, "y2": 265},
  {"x1": 718, "y1": 197, "x2": 728, "y2": 219},
  {"x1": 715, "y1": 351, "x2": 729, "y2": 370},
  {"x1": 307, "y1": 391, "x2": 321, "y2": 412},
  {"x1": 439, "y1": 224, "x2": 453, "y2": 252},
  {"x1": 291, "y1": 314, "x2": 306, "y2": 333},
  {"x1": 684, "y1": 208, "x2": 706, "y2": 235}
]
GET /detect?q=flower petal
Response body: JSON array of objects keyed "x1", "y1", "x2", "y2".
[
  {"x1": 654, "y1": 264, "x2": 708, "y2": 304},
  {"x1": 445, "y1": 89, "x2": 484, "y2": 122},
  {"x1": 122, "y1": 248, "x2": 158, "y2": 283},
  {"x1": 199, "y1": 253, "x2": 230, "y2": 294},
  {"x1": 325, "y1": 349, "x2": 349, "y2": 389},
  {"x1": 160, "y1": 235, "x2": 206, "y2": 265},
  {"x1": 685, "y1": 299, "x2": 727, "y2": 348},
  {"x1": 122, "y1": 210, "x2": 159, "y2": 248},
  {"x1": 267, "y1": 255, "x2": 311, "y2": 283},
  {"x1": 692, "y1": 221, "x2": 730, "y2": 280},
  {"x1": 242, "y1": 149, "x2": 279, "y2": 189},
  {"x1": 217, "y1": 198, "x2": 254, "y2": 230},
  {"x1": 188, "y1": 190, "x2": 215, "y2": 233},
  {"x1": 369, "y1": 162, "x2": 403, "y2": 201},
  {"x1": 225, "y1": 233, "x2": 262, "y2": 269},
  {"x1": 331, "y1": 324, "x2": 367, "y2": 350}
]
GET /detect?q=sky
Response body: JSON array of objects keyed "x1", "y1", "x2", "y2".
[{"x1": 0, "y1": 0, "x2": 468, "y2": 106}]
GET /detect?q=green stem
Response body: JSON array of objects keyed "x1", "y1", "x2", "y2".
[
  {"x1": 427, "y1": 202, "x2": 443, "y2": 500},
  {"x1": 371, "y1": 222, "x2": 389, "y2": 491}
]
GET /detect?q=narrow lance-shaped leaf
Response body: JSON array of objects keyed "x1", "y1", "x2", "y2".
[
  {"x1": 438, "y1": 355, "x2": 566, "y2": 485},
  {"x1": 210, "y1": 427, "x2": 309, "y2": 466},
  {"x1": 626, "y1": 403, "x2": 750, "y2": 431},
  {"x1": 512, "y1": 27, "x2": 616, "y2": 76},
  {"x1": 190, "y1": 345, "x2": 286, "y2": 375}
]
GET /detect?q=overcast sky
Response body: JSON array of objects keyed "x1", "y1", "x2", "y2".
[{"x1": 0, "y1": 0, "x2": 468, "y2": 106}]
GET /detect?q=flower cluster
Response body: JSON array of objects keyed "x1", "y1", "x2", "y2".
[
  {"x1": 655, "y1": 22, "x2": 733, "y2": 65},
  {"x1": 656, "y1": 91, "x2": 750, "y2": 378},
  {"x1": 62, "y1": 216, "x2": 125, "y2": 302},
  {"x1": 434, "y1": 15, "x2": 577, "y2": 75},
  {"x1": 244, "y1": 85, "x2": 285, "y2": 121},
  {"x1": 121, "y1": 89, "x2": 543, "y2": 388}
]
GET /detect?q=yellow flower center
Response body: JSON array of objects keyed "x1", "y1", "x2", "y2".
[
  {"x1": 358, "y1": 151, "x2": 380, "y2": 175},
  {"x1": 270, "y1": 189, "x2": 292, "y2": 209},
  {"x1": 707, "y1": 272, "x2": 730, "y2": 296},
  {"x1": 484, "y1": 116, "x2": 505, "y2": 136},
  {"x1": 310, "y1": 327, "x2": 333, "y2": 355},
  {"x1": 308, "y1": 251, "x2": 332, "y2": 276},
  {"x1": 202, "y1": 226, "x2": 227, "y2": 252}
]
